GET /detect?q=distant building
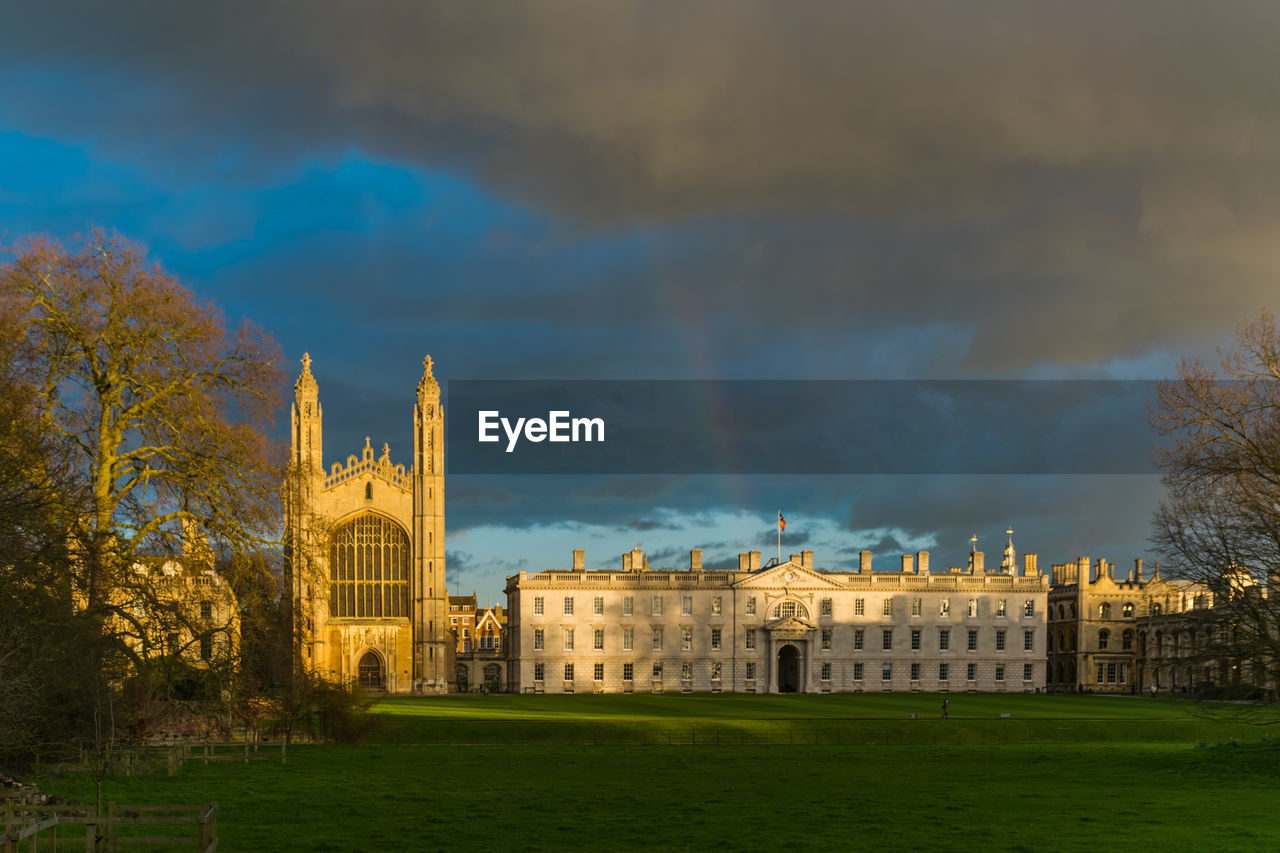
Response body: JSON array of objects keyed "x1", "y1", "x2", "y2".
[
  {"x1": 1046, "y1": 557, "x2": 1214, "y2": 693},
  {"x1": 117, "y1": 543, "x2": 239, "y2": 672},
  {"x1": 505, "y1": 542, "x2": 1049, "y2": 694},
  {"x1": 449, "y1": 593, "x2": 478, "y2": 654},
  {"x1": 451, "y1": 595, "x2": 507, "y2": 692}
]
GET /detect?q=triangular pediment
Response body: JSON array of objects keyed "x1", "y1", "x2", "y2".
[
  {"x1": 734, "y1": 561, "x2": 845, "y2": 590},
  {"x1": 764, "y1": 615, "x2": 816, "y2": 633}
]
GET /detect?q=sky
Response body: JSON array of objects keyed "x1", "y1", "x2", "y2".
[{"x1": 2, "y1": 1, "x2": 1278, "y2": 603}]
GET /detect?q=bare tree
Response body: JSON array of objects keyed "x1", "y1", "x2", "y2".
[
  {"x1": 0, "y1": 287, "x2": 93, "y2": 770},
  {"x1": 1152, "y1": 312, "x2": 1280, "y2": 698},
  {"x1": 1, "y1": 229, "x2": 285, "y2": 705}
]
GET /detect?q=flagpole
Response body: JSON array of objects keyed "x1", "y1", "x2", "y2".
[{"x1": 777, "y1": 509, "x2": 782, "y2": 564}]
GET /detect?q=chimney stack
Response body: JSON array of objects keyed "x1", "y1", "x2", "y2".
[
  {"x1": 860, "y1": 551, "x2": 872, "y2": 573},
  {"x1": 573, "y1": 549, "x2": 585, "y2": 572},
  {"x1": 690, "y1": 549, "x2": 702, "y2": 571},
  {"x1": 917, "y1": 551, "x2": 930, "y2": 574}
]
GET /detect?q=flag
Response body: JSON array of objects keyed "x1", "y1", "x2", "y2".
[{"x1": 778, "y1": 511, "x2": 786, "y2": 531}]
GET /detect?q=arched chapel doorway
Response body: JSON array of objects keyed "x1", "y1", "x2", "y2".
[
  {"x1": 455, "y1": 664, "x2": 470, "y2": 693},
  {"x1": 483, "y1": 663, "x2": 502, "y2": 693},
  {"x1": 357, "y1": 651, "x2": 384, "y2": 690},
  {"x1": 777, "y1": 644, "x2": 800, "y2": 693}
]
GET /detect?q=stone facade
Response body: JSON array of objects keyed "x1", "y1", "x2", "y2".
[
  {"x1": 505, "y1": 544, "x2": 1049, "y2": 694},
  {"x1": 286, "y1": 354, "x2": 452, "y2": 693},
  {"x1": 1046, "y1": 557, "x2": 1212, "y2": 693},
  {"x1": 121, "y1": 557, "x2": 238, "y2": 670}
]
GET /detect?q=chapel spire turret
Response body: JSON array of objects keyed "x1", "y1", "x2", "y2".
[{"x1": 291, "y1": 352, "x2": 323, "y2": 474}]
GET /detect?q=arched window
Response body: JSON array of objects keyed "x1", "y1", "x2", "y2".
[
  {"x1": 1151, "y1": 603, "x2": 1162, "y2": 616},
  {"x1": 772, "y1": 600, "x2": 809, "y2": 619},
  {"x1": 1099, "y1": 602, "x2": 1111, "y2": 619},
  {"x1": 365, "y1": 482, "x2": 373, "y2": 500},
  {"x1": 1098, "y1": 629, "x2": 1110, "y2": 650},
  {"x1": 329, "y1": 514, "x2": 411, "y2": 618},
  {"x1": 1057, "y1": 630, "x2": 1065, "y2": 652},
  {"x1": 1122, "y1": 629, "x2": 1133, "y2": 651},
  {"x1": 1122, "y1": 602, "x2": 1134, "y2": 618}
]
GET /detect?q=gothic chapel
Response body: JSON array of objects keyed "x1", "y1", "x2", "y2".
[{"x1": 287, "y1": 354, "x2": 452, "y2": 693}]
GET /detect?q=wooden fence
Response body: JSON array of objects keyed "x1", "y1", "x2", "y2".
[
  {"x1": 1, "y1": 799, "x2": 217, "y2": 852},
  {"x1": 162, "y1": 742, "x2": 287, "y2": 775},
  {"x1": 31, "y1": 741, "x2": 287, "y2": 779}
]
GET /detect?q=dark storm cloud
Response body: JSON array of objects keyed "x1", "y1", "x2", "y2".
[
  {"x1": 840, "y1": 474, "x2": 1167, "y2": 568},
  {"x1": 6, "y1": 2, "x2": 1280, "y2": 369},
  {"x1": 764, "y1": 528, "x2": 811, "y2": 548},
  {"x1": 615, "y1": 518, "x2": 683, "y2": 533}
]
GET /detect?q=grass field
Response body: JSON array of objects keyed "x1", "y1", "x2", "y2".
[
  {"x1": 30, "y1": 695, "x2": 1280, "y2": 852},
  {"x1": 366, "y1": 692, "x2": 1276, "y2": 747}
]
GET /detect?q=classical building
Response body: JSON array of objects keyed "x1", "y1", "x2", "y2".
[
  {"x1": 505, "y1": 540, "x2": 1049, "y2": 694},
  {"x1": 1046, "y1": 557, "x2": 1213, "y2": 693},
  {"x1": 286, "y1": 354, "x2": 452, "y2": 693}
]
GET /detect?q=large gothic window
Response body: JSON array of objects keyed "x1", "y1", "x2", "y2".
[{"x1": 329, "y1": 514, "x2": 410, "y2": 618}]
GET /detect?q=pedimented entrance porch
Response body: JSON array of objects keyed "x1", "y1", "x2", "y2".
[{"x1": 764, "y1": 615, "x2": 815, "y2": 693}]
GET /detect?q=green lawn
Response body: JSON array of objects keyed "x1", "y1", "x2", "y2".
[
  {"x1": 28, "y1": 696, "x2": 1280, "y2": 852},
  {"x1": 365, "y1": 693, "x2": 1276, "y2": 747}
]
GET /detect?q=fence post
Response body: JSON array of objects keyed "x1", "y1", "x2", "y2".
[
  {"x1": 107, "y1": 802, "x2": 117, "y2": 853},
  {"x1": 198, "y1": 803, "x2": 217, "y2": 852},
  {"x1": 168, "y1": 748, "x2": 179, "y2": 777}
]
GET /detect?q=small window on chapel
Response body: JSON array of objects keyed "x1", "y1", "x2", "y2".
[{"x1": 365, "y1": 482, "x2": 373, "y2": 500}]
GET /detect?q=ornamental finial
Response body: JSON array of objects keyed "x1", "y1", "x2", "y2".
[
  {"x1": 418, "y1": 353, "x2": 440, "y2": 401},
  {"x1": 295, "y1": 352, "x2": 318, "y2": 396}
]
